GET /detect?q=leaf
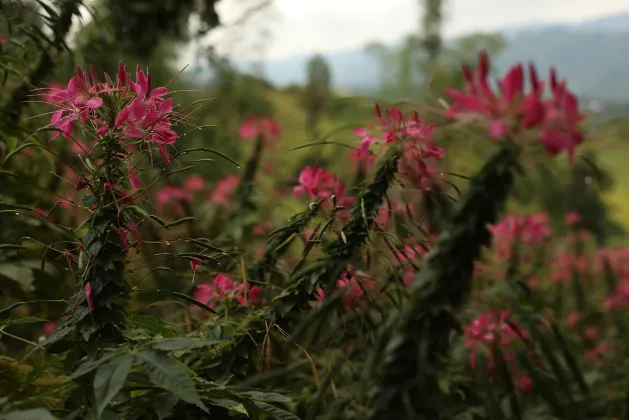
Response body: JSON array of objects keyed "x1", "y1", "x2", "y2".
[
  {"x1": 133, "y1": 289, "x2": 220, "y2": 316},
  {"x1": 207, "y1": 399, "x2": 248, "y2": 415},
  {"x1": 0, "y1": 263, "x2": 34, "y2": 293},
  {"x1": 136, "y1": 351, "x2": 201, "y2": 405},
  {"x1": 250, "y1": 400, "x2": 300, "y2": 420},
  {"x1": 148, "y1": 338, "x2": 218, "y2": 351},
  {"x1": 0, "y1": 300, "x2": 65, "y2": 317},
  {"x1": 69, "y1": 353, "x2": 118, "y2": 380},
  {"x1": 174, "y1": 148, "x2": 240, "y2": 168},
  {"x1": 161, "y1": 217, "x2": 197, "y2": 229},
  {"x1": 27, "y1": 365, "x2": 49, "y2": 383},
  {"x1": 127, "y1": 315, "x2": 177, "y2": 338},
  {"x1": 1, "y1": 409, "x2": 58, "y2": 420},
  {"x1": 1, "y1": 316, "x2": 47, "y2": 327},
  {"x1": 240, "y1": 390, "x2": 292, "y2": 403},
  {"x1": 93, "y1": 355, "x2": 133, "y2": 417},
  {"x1": 154, "y1": 394, "x2": 179, "y2": 419}
]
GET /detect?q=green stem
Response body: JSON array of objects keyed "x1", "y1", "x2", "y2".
[
  {"x1": 371, "y1": 142, "x2": 520, "y2": 419},
  {"x1": 0, "y1": 329, "x2": 45, "y2": 349}
]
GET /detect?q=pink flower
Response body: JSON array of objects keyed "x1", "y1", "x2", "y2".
[
  {"x1": 128, "y1": 165, "x2": 141, "y2": 190},
  {"x1": 489, "y1": 212, "x2": 551, "y2": 260},
  {"x1": 585, "y1": 341, "x2": 614, "y2": 364},
  {"x1": 155, "y1": 185, "x2": 189, "y2": 215},
  {"x1": 85, "y1": 282, "x2": 94, "y2": 312},
  {"x1": 294, "y1": 166, "x2": 354, "y2": 209},
  {"x1": 239, "y1": 116, "x2": 281, "y2": 146},
  {"x1": 464, "y1": 310, "x2": 523, "y2": 370},
  {"x1": 42, "y1": 321, "x2": 57, "y2": 338},
  {"x1": 34, "y1": 208, "x2": 51, "y2": 220},
  {"x1": 193, "y1": 284, "x2": 216, "y2": 314},
  {"x1": 213, "y1": 274, "x2": 234, "y2": 298},
  {"x1": 565, "y1": 211, "x2": 580, "y2": 225},
  {"x1": 190, "y1": 258, "x2": 203, "y2": 282},
  {"x1": 183, "y1": 175, "x2": 206, "y2": 192},
  {"x1": 565, "y1": 311, "x2": 581, "y2": 327},
  {"x1": 402, "y1": 270, "x2": 415, "y2": 287},
  {"x1": 235, "y1": 284, "x2": 263, "y2": 306},
  {"x1": 315, "y1": 287, "x2": 326, "y2": 302},
  {"x1": 208, "y1": 175, "x2": 240, "y2": 207},
  {"x1": 395, "y1": 243, "x2": 426, "y2": 262},
  {"x1": 374, "y1": 207, "x2": 390, "y2": 227},
  {"x1": 514, "y1": 373, "x2": 533, "y2": 393},
  {"x1": 336, "y1": 267, "x2": 377, "y2": 312},
  {"x1": 445, "y1": 51, "x2": 585, "y2": 162}
]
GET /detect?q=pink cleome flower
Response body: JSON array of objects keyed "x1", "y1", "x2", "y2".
[
  {"x1": 208, "y1": 174, "x2": 240, "y2": 207},
  {"x1": 44, "y1": 62, "x2": 179, "y2": 164},
  {"x1": 444, "y1": 51, "x2": 585, "y2": 163},
  {"x1": 294, "y1": 165, "x2": 354, "y2": 208},
  {"x1": 239, "y1": 116, "x2": 281, "y2": 146},
  {"x1": 463, "y1": 310, "x2": 524, "y2": 370}
]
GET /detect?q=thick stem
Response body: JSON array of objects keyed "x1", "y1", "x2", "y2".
[
  {"x1": 275, "y1": 146, "x2": 401, "y2": 318},
  {"x1": 371, "y1": 142, "x2": 520, "y2": 419}
]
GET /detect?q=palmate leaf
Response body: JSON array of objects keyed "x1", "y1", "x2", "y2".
[
  {"x1": 93, "y1": 355, "x2": 134, "y2": 418},
  {"x1": 135, "y1": 351, "x2": 201, "y2": 405},
  {"x1": 127, "y1": 314, "x2": 177, "y2": 338}
]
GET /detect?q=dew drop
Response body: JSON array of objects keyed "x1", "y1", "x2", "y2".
[
  {"x1": 15, "y1": 212, "x2": 19, "y2": 215},
  {"x1": 166, "y1": 242, "x2": 171, "y2": 246}
]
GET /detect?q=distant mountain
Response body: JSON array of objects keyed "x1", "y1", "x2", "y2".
[{"x1": 234, "y1": 11, "x2": 629, "y2": 101}]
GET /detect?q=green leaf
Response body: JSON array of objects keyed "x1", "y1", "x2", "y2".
[
  {"x1": 136, "y1": 351, "x2": 201, "y2": 405},
  {"x1": 70, "y1": 353, "x2": 118, "y2": 380},
  {"x1": 94, "y1": 355, "x2": 134, "y2": 417},
  {"x1": 1, "y1": 409, "x2": 58, "y2": 420},
  {"x1": 133, "y1": 289, "x2": 220, "y2": 316},
  {"x1": 240, "y1": 391, "x2": 292, "y2": 404},
  {"x1": 161, "y1": 217, "x2": 197, "y2": 229},
  {"x1": 0, "y1": 300, "x2": 65, "y2": 317},
  {"x1": 127, "y1": 315, "x2": 177, "y2": 338},
  {"x1": 154, "y1": 394, "x2": 179, "y2": 419},
  {"x1": 0, "y1": 316, "x2": 47, "y2": 327},
  {"x1": 250, "y1": 400, "x2": 300, "y2": 420},
  {"x1": 148, "y1": 338, "x2": 218, "y2": 351},
  {"x1": 207, "y1": 399, "x2": 248, "y2": 415},
  {"x1": 0, "y1": 263, "x2": 34, "y2": 293},
  {"x1": 174, "y1": 148, "x2": 240, "y2": 168}
]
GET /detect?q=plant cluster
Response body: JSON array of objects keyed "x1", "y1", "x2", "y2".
[{"x1": 1, "y1": 29, "x2": 628, "y2": 420}]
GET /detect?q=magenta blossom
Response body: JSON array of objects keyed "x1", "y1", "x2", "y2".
[{"x1": 208, "y1": 175, "x2": 240, "y2": 207}]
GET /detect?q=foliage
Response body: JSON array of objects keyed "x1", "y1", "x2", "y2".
[{"x1": 2, "y1": 3, "x2": 629, "y2": 420}]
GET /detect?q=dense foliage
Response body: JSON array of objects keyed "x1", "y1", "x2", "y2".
[{"x1": 1, "y1": 2, "x2": 629, "y2": 420}]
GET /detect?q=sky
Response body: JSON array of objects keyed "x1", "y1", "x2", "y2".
[{"x1": 201, "y1": 0, "x2": 629, "y2": 61}]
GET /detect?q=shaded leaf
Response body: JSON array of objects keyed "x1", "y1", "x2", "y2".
[
  {"x1": 136, "y1": 351, "x2": 201, "y2": 405},
  {"x1": 148, "y1": 338, "x2": 218, "y2": 351},
  {"x1": 94, "y1": 355, "x2": 134, "y2": 417}
]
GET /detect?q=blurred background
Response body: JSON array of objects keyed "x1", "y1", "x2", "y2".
[{"x1": 3, "y1": 0, "x2": 629, "y2": 241}]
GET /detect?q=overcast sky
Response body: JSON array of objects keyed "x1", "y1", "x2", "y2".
[{"x1": 201, "y1": 0, "x2": 629, "y2": 61}]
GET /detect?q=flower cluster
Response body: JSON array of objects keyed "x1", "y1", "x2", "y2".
[
  {"x1": 293, "y1": 165, "x2": 354, "y2": 208},
  {"x1": 239, "y1": 116, "x2": 281, "y2": 146},
  {"x1": 45, "y1": 62, "x2": 179, "y2": 164},
  {"x1": 488, "y1": 212, "x2": 552, "y2": 260},
  {"x1": 193, "y1": 273, "x2": 263, "y2": 313},
  {"x1": 445, "y1": 51, "x2": 586, "y2": 163},
  {"x1": 463, "y1": 311, "x2": 532, "y2": 392},
  {"x1": 354, "y1": 105, "x2": 446, "y2": 189},
  {"x1": 316, "y1": 266, "x2": 378, "y2": 312}
]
